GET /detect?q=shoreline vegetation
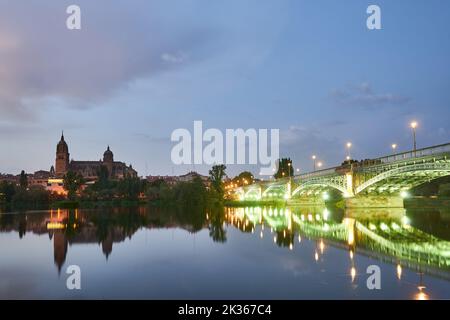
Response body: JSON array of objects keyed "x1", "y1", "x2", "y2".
[
  {"x1": 1, "y1": 166, "x2": 450, "y2": 212},
  {"x1": 0, "y1": 164, "x2": 229, "y2": 212}
]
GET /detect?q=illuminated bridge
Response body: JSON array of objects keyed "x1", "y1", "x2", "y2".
[{"x1": 234, "y1": 143, "x2": 450, "y2": 208}]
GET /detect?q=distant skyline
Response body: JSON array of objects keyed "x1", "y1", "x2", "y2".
[{"x1": 1, "y1": 0, "x2": 449, "y2": 177}]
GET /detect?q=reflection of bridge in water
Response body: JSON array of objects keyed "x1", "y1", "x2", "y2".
[
  {"x1": 234, "y1": 143, "x2": 450, "y2": 208},
  {"x1": 225, "y1": 206, "x2": 450, "y2": 281}
]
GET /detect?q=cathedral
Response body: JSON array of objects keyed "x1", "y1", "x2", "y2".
[{"x1": 54, "y1": 133, "x2": 137, "y2": 180}]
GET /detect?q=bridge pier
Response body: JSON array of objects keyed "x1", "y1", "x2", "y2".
[{"x1": 345, "y1": 195, "x2": 404, "y2": 209}]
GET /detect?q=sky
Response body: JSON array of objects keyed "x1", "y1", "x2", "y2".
[{"x1": 0, "y1": 0, "x2": 449, "y2": 178}]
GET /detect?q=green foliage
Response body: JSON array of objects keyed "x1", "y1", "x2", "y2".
[
  {"x1": 231, "y1": 171, "x2": 254, "y2": 187},
  {"x1": 0, "y1": 181, "x2": 16, "y2": 203},
  {"x1": 12, "y1": 185, "x2": 50, "y2": 207},
  {"x1": 146, "y1": 179, "x2": 169, "y2": 201},
  {"x1": 96, "y1": 165, "x2": 111, "y2": 190},
  {"x1": 209, "y1": 164, "x2": 226, "y2": 200},
  {"x1": 162, "y1": 176, "x2": 208, "y2": 207},
  {"x1": 117, "y1": 176, "x2": 141, "y2": 200},
  {"x1": 63, "y1": 171, "x2": 85, "y2": 200},
  {"x1": 274, "y1": 158, "x2": 293, "y2": 179}
]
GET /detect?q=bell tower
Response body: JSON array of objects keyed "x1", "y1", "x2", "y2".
[{"x1": 55, "y1": 132, "x2": 70, "y2": 177}]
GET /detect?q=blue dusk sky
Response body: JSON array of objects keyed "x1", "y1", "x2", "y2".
[{"x1": 0, "y1": 0, "x2": 449, "y2": 177}]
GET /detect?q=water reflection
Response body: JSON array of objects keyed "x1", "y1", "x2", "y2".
[{"x1": 1, "y1": 204, "x2": 450, "y2": 298}]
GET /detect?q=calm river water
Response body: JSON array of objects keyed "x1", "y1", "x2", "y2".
[{"x1": 1, "y1": 205, "x2": 449, "y2": 299}]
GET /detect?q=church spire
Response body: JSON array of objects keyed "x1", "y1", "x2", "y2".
[{"x1": 61, "y1": 130, "x2": 64, "y2": 141}]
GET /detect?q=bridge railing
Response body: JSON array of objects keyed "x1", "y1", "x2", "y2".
[
  {"x1": 371, "y1": 142, "x2": 450, "y2": 165},
  {"x1": 294, "y1": 167, "x2": 341, "y2": 180},
  {"x1": 244, "y1": 142, "x2": 450, "y2": 187}
]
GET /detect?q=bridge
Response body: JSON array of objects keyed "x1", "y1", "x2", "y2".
[{"x1": 233, "y1": 142, "x2": 450, "y2": 208}]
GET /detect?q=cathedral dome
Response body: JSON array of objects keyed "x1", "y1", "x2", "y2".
[
  {"x1": 56, "y1": 133, "x2": 68, "y2": 153},
  {"x1": 103, "y1": 146, "x2": 114, "y2": 162}
]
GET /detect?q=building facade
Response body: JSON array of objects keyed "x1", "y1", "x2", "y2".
[{"x1": 55, "y1": 133, "x2": 137, "y2": 180}]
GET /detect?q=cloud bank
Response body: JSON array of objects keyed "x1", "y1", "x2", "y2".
[{"x1": 0, "y1": 1, "x2": 215, "y2": 119}]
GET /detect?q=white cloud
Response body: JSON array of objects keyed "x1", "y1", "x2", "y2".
[{"x1": 161, "y1": 52, "x2": 187, "y2": 64}]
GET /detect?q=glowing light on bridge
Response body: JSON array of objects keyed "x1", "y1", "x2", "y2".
[
  {"x1": 350, "y1": 267, "x2": 356, "y2": 282},
  {"x1": 391, "y1": 143, "x2": 397, "y2": 152},
  {"x1": 346, "y1": 142, "x2": 352, "y2": 160},
  {"x1": 344, "y1": 218, "x2": 355, "y2": 245},
  {"x1": 396, "y1": 264, "x2": 402, "y2": 280},
  {"x1": 402, "y1": 216, "x2": 411, "y2": 227},
  {"x1": 415, "y1": 291, "x2": 429, "y2": 301}
]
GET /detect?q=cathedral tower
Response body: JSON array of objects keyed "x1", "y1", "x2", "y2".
[
  {"x1": 55, "y1": 132, "x2": 70, "y2": 177},
  {"x1": 103, "y1": 146, "x2": 114, "y2": 177}
]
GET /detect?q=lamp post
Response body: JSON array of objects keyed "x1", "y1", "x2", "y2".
[
  {"x1": 346, "y1": 142, "x2": 352, "y2": 160},
  {"x1": 288, "y1": 162, "x2": 291, "y2": 178},
  {"x1": 410, "y1": 121, "x2": 417, "y2": 156},
  {"x1": 391, "y1": 143, "x2": 397, "y2": 153},
  {"x1": 312, "y1": 155, "x2": 317, "y2": 172}
]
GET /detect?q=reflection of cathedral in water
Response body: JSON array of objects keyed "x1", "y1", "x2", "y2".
[
  {"x1": 0, "y1": 207, "x2": 207, "y2": 273},
  {"x1": 8, "y1": 208, "x2": 137, "y2": 272},
  {"x1": 49, "y1": 228, "x2": 120, "y2": 272}
]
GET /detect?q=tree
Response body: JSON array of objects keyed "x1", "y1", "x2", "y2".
[
  {"x1": 232, "y1": 171, "x2": 254, "y2": 187},
  {"x1": 117, "y1": 175, "x2": 141, "y2": 200},
  {"x1": 96, "y1": 165, "x2": 110, "y2": 190},
  {"x1": 209, "y1": 164, "x2": 227, "y2": 198},
  {"x1": 63, "y1": 171, "x2": 84, "y2": 200},
  {"x1": 274, "y1": 158, "x2": 293, "y2": 179},
  {"x1": 19, "y1": 170, "x2": 28, "y2": 189},
  {"x1": 0, "y1": 181, "x2": 16, "y2": 203}
]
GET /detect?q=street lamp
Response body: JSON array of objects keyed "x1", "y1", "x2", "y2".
[
  {"x1": 410, "y1": 121, "x2": 418, "y2": 156},
  {"x1": 312, "y1": 155, "x2": 317, "y2": 171},
  {"x1": 391, "y1": 143, "x2": 397, "y2": 153},
  {"x1": 288, "y1": 162, "x2": 291, "y2": 177},
  {"x1": 317, "y1": 162, "x2": 323, "y2": 169},
  {"x1": 346, "y1": 142, "x2": 352, "y2": 160}
]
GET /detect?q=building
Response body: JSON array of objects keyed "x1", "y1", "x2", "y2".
[
  {"x1": 146, "y1": 171, "x2": 209, "y2": 186},
  {"x1": 55, "y1": 133, "x2": 137, "y2": 180},
  {"x1": 177, "y1": 171, "x2": 209, "y2": 184}
]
